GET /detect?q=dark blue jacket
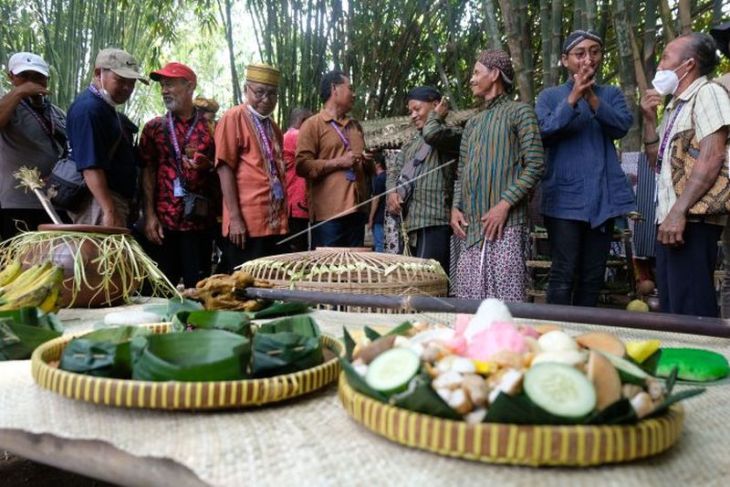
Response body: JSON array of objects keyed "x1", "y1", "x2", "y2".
[{"x1": 536, "y1": 81, "x2": 636, "y2": 228}]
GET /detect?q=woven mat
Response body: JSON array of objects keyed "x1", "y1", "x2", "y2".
[{"x1": 0, "y1": 306, "x2": 729, "y2": 486}]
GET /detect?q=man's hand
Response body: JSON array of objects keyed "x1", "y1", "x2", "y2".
[
  {"x1": 228, "y1": 215, "x2": 247, "y2": 249},
  {"x1": 183, "y1": 154, "x2": 212, "y2": 172},
  {"x1": 640, "y1": 89, "x2": 662, "y2": 124},
  {"x1": 337, "y1": 151, "x2": 355, "y2": 169},
  {"x1": 567, "y1": 65, "x2": 596, "y2": 106},
  {"x1": 434, "y1": 97, "x2": 449, "y2": 118},
  {"x1": 657, "y1": 209, "x2": 686, "y2": 246},
  {"x1": 367, "y1": 217, "x2": 374, "y2": 231},
  {"x1": 144, "y1": 213, "x2": 165, "y2": 245},
  {"x1": 387, "y1": 192, "x2": 403, "y2": 215},
  {"x1": 12, "y1": 81, "x2": 49, "y2": 100},
  {"x1": 481, "y1": 200, "x2": 511, "y2": 241},
  {"x1": 101, "y1": 207, "x2": 125, "y2": 228},
  {"x1": 450, "y1": 208, "x2": 468, "y2": 239}
]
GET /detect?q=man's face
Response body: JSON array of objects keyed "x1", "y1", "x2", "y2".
[
  {"x1": 658, "y1": 37, "x2": 692, "y2": 72},
  {"x1": 159, "y1": 77, "x2": 193, "y2": 113},
  {"x1": 470, "y1": 62, "x2": 499, "y2": 98},
  {"x1": 9, "y1": 70, "x2": 48, "y2": 88},
  {"x1": 561, "y1": 39, "x2": 602, "y2": 77},
  {"x1": 332, "y1": 76, "x2": 355, "y2": 112},
  {"x1": 407, "y1": 99, "x2": 438, "y2": 130},
  {"x1": 99, "y1": 69, "x2": 136, "y2": 104},
  {"x1": 245, "y1": 81, "x2": 278, "y2": 116}
]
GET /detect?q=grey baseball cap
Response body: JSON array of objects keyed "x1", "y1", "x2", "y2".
[{"x1": 95, "y1": 48, "x2": 149, "y2": 84}]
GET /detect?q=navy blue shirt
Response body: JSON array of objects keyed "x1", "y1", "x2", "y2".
[
  {"x1": 66, "y1": 88, "x2": 138, "y2": 198},
  {"x1": 372, "y1": 171, "x2": 386, "y2": 224},
  {"x1": 536, "y1": 81, "x2": 636, "y2": 228}
]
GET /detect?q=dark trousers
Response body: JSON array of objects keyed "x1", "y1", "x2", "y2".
[
  {"x1": 286, "y1": 217, "x2": 310, "y2": 252},
  {"x1": 544, "y1": 216, "x2": 614, "y2": 307},
  {"x1": 152, "y1": 229, "x2": 214, "y2": 288},
  {"x1": 655, "y1": 222, "x2": 722, "y2": 317},
  {"x1": 312, "y1": 212, "x2": 365, "y2": 248},
  {"x1": 410, "y1": 225, "x2": 452, "y2": 275},
  {"x1": 0, "y1": 208, "x2": 62, "y2": 240},
  {"x1": 222, "y1": 234, "x2": 286, "y2": 273}
]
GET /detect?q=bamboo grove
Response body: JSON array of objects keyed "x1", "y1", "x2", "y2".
[{"x1": 1, "y1": 0, "x2": 728, "y2": 151}]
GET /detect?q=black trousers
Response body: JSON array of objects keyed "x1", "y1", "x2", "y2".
[
  {"x1": 544, "y1": 216, "x2": 614, "y2": 307},
  {"x1": 655, "y1": 221, "x2": 722, "y2": 317},
  {"x1": 222, "y1": 234, "x2": 287, "y2": 273},
  {"x1": 312, "y1": 212, "x2": 365, "y2": 248},
  {"x1": 410, "y1": 225, "x2": 452, "y2": 275},
  {"x1": 286, "y1": 217, "x2": 310, "y2": 252},
  {"x1": 151, "y1": 229, "x2": 214, "y2": 288},
  {"x1": 0, "y1": 208, "x2": 63, "y2": 240}
]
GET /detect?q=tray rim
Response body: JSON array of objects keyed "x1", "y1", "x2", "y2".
[
  {"x1": 30, "y1": 322, "x2": 344, "y2": 410},
  {"x1": 337, "y1": 372, "x2": 685, "y2": 467}
]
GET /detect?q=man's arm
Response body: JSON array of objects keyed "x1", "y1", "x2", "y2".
[
  {"x1": 658, "y1": 128, "x2": 728, "y2": 245},
  {"x1": 139, "y1": 123, "x2": 164, "y2": 244},
  {"x1": 295, "y1": 120, "x2": 353, "y2": 179},
  {"x1": 590, "y1": 87, "x2": 633, "y2": 140},
  {"x1": 217, "y1": 163, "x2": 246, "y2": 249},
  {"x1": 640, "y1": 89, "x2": 663, "y2": 167},
  {"x1": 422, "y1": 109, "x2": 462, "y2": 151},
  {"x1": 0, "y1": 82, "x2": 48, "y2": 129},
  {"x1": 83, "y1": 168, "x2": 124, "y2": 227},
  {"x1": 535, "y1": 90, "x2": 592, "y2": 146}
]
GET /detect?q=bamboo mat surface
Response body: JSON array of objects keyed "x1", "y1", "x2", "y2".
[{"x1": 0, "y1": 304, "x2": 728, "y2": 486}]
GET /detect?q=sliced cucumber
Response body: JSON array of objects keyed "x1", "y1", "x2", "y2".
[
  {"x1": 524, "y1": 363, "x2": 597, "y2": 419},
  {"x1": 600, "y1": 351, "x2": 649, "y2": 385},
  {"x1": 365, "y1": 348, "x2": 420, "y2": 396}
]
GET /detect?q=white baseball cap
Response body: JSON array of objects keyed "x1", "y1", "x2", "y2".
[{"x1": 8, "y1": 52, "x2": 50, "y2": 77}]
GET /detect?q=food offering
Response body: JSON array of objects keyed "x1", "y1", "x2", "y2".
[
  {"x1": 31, "y1": 312, "x2": 344, "y2": 410},
  {"x1": 339, "y1": 299, "x2": 709, "y2": 466}
]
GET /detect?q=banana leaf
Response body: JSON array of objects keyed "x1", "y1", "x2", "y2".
[
  {"x1": 132, "y1": 329, "x2": 251, "y2": 382},
  {"x1": 246, "y1": 301, "x2": 310, "y2": 319},
  {"x1": 339, "y1": 357, "x2": 388, "y2": 402},
  {"x1": 0, "y1": 320, "x2": 62, "y2": 360},
  {"x1": 144, "y1": 298, "x2": 203, "y2": 321},
  {"x1": 173, "y1": 310, "x2": 251, "y2": 337},
  {"x1": 343, "y1": 327, "x2": 356, "y2": 361},
  {"x1": 651, "y1": 388, "x2": 705, "y2": 417},
  {"x1": 363, "y1": 321, "x2": 412, "y2": 341},
  {"x1": 484, "y1": 393, "x2": 586, "y2": 425},
  {"x1": 59, "y1": 326, "x2": 152, "y2": 378},
  {"x1": 252, "y1": 331, "x2": 323, "y2": 378},
  {"x1": 585, "y1": 399, "x2": 637, "y2": 425},
  {"x1": 257, "y1": 315, "x2": 320, "y2": 338},
  {"x1": 390, "y1": 373, "x2": 461, "y2": 420}
]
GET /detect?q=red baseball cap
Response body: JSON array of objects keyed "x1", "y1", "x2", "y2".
[{"x1": 150, "y1": 62, "x2": 197, "y2": 85}]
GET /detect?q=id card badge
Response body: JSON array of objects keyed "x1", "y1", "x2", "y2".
[{"x1": 173, "y1": 177, "x2": 186, "y2": 198}]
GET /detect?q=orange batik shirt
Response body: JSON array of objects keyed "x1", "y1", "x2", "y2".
[{"x1": 214, "y1": 104, "x2": 288, "y2": 238}]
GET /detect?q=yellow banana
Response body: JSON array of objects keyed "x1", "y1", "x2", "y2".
[
  {"x1": 0, "y1": 260, "x2": 22, "y2": 287},
  {"x1": 2, "y1": 263, "x2": 56, "y2": 299},
  {"x1": 3, "y1": 262, "x2": 50, "y2": 293},
  {"x1": 38, "y1": 286, "x2": 60, "y2": 314},
  {"x1": 0, "y1": 283, "x2": 52, "y2": 311}
]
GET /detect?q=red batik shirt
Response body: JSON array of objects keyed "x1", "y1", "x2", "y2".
[{"x1": 139, "y1": 110, "x2": 218, "y2": 231}]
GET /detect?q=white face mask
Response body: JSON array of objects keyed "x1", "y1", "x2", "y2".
[
  {"x1": 651, "y1": 60, "x2": 691, "y2": 96},
  {"x1": 99, "y1": 73, "x2": 119, "y2": 108}
]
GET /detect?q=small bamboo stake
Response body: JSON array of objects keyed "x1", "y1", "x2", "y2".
[{"x1": 13, "y1": 167, "x2": 63, "y2": 224}]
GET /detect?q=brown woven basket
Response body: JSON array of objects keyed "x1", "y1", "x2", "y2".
[{"x1": 239, "y1": 248, "x2": 448, "y2": 313}]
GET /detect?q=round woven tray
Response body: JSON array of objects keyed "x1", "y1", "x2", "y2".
[
  {"x1": 30, "y1": 323, "x2": 344, "y2": 410},
  {"x1": 239, "y1": 248, "x2": 448, "y2": 313},
  {"x1": 338, "y1": 374, "x2": 685, "y2": 467}
]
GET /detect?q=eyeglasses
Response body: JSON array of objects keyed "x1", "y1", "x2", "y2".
[
  {"x1": 248, "y1": 85, "x2": 278, "y2": 100},
  {"x1": 569, "y1": 48, "x2": 603, "y2": 60},
  {"x1": 159, "y1": 78, "x2": 189, "y2": 89}
]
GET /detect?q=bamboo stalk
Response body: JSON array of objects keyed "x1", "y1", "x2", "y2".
[{"x1": 242, "y1": 287, "x2": 730, "y2": 339}]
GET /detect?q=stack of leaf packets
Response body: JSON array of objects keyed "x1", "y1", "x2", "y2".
[
  {"x1": 0, "y1": 307, "x2": 63, "y2": 360},
  {"x1": 340, "y1": 325, "x2": 705, "y2": 425},
  {"x1": 59, "y1": 311, "x2": 324, "y2": 382}
]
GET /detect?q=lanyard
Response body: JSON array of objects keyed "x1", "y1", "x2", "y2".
[
  {"x1": 250, "y1": 111, "x2": 285, "y2": 201},
  {"x1": 20, "y1": 100, "x2": 54, "y2": 137},
  {"x1": 329, "y1": 121, "x2": 356, "y2": 181},
  {"x1": 656, "y1": 101, "x2": 686, "y2": 173},
  {"x1": 88, "y1": 84, "x2": 127, "y2": 142},
  {"x1": 166, "y1": 110, "x2": 199, "y2": 162}
]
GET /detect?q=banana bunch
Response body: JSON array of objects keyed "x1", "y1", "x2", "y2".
[{"x1": 0, "y1": 260, "x2": 64, "y2": 313}]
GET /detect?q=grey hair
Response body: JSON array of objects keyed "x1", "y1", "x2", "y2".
[{"x1": 681, "y1": 33, "x2": 719, "y2": 76}]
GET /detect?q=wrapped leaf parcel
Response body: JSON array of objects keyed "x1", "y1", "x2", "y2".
[{"x1": 0, "y1": 307, "x2": 63, "y2": 360}]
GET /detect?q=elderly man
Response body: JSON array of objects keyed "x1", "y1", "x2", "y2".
[
  {"x1": 536, "y1": 30, "x2": 635, "y2": 307},
  {"x1": 0, "y1": 52, "x2": 66, "y2": 239},
  {"x1": 66, "y1": 48, "x2": 148, "y2": 227},
  {"x1": 451, "y1": 50, "x2": 544, "y2": 301},
  {"x1": 386, "y1": 86, "x2": 461, "y2": 274},
  {"x1": 139, "y1": 62, "x2": 217, "y2": 288},
  {"x1": 640, "y1": 33, "x2": 730, "y2": 317},
  {"x1": 215, "y1": 63, "x2": 288, "y2": 271},
  {"x1": 296, "y1": 70, "x2": 370, "y2": 248}
]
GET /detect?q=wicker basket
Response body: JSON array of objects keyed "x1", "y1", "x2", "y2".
[
  {"x1": 239, "y1": 248, "x2": 448, "y2": 313},
  {"x1": 338, "y1": 374, "x2": 685, "y2": 467},
  {"x1": 31, "y1": 323, "x2": 344, "y2": 410}
]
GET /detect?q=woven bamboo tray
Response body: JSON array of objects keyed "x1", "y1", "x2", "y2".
[
  {"x1": 338, "y1": 374, "x2": 685, "y2": 467},
  {"x1": 30, "y1": 323, "x2": 344, "y2": 410},
  {"x1": 239, "y1": 248, "x2": 448, "y2": 313}
]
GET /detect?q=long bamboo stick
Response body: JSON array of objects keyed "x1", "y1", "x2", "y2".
[{"x1": 243, "y1": 287, "x2": 730, "y2": 339}]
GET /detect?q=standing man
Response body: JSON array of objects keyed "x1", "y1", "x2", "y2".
[
  {"x1": 0, "y1": 52, "x2": 66, "y2": 239},
  {"x1": 66, "y1": 48, "x2": 148, "y2": 227},
  {"x1": 386, "y1": 86, "x2": 461, "y2": 274},
  {"x1": 296, "y1": 70, "x2": 370, "y2": 248},
  {"x1": 369, "y1": 155, "x2": 386, "y2": 252},
  {"x1": 641, "y1": 33, "x2": 730, "y2": 317},
  {"x1": 536, "y1": 30, "x2": 635, "y2": 307},
  {"x1": 283, "y1": 107, "x2": 313, "y2": 252},
  {"x1": 215, "y1": 63, "x2": 288, "y2": 271},
  {"x1": 139, "y1": 62, "x2": 217, "y2": 288},
  {"x1": 450, "y1": 50, "x2": 544, "y2": 302}
]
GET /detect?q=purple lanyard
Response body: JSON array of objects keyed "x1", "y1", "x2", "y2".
[
  {"x1": 20, "y1": 100, "x2": 54, "y2": 137},
  {"x1": 656, "y1": 101, "x2": 686, "y2": 173},
  {"x1": 251, "y1": 113, "x2": 285, "y2": 201},
  {"x1": 329, "y1": 121, "x2": 356, "y2": 181},
  {"x1": 166, "y1": 111, "x2": 199, "y2": 163}
]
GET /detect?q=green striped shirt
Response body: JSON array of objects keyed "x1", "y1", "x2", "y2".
[
  {"x1": 386, "y1": 111, "x2": 462, "y2": 233},
  {"x1": 453, "y1": 94, "x2": 544, "y2": 248}
]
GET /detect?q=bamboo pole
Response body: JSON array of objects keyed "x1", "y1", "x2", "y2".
[{"x1": 243, "y1": 287, "x2": 730, "y2": 339}]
